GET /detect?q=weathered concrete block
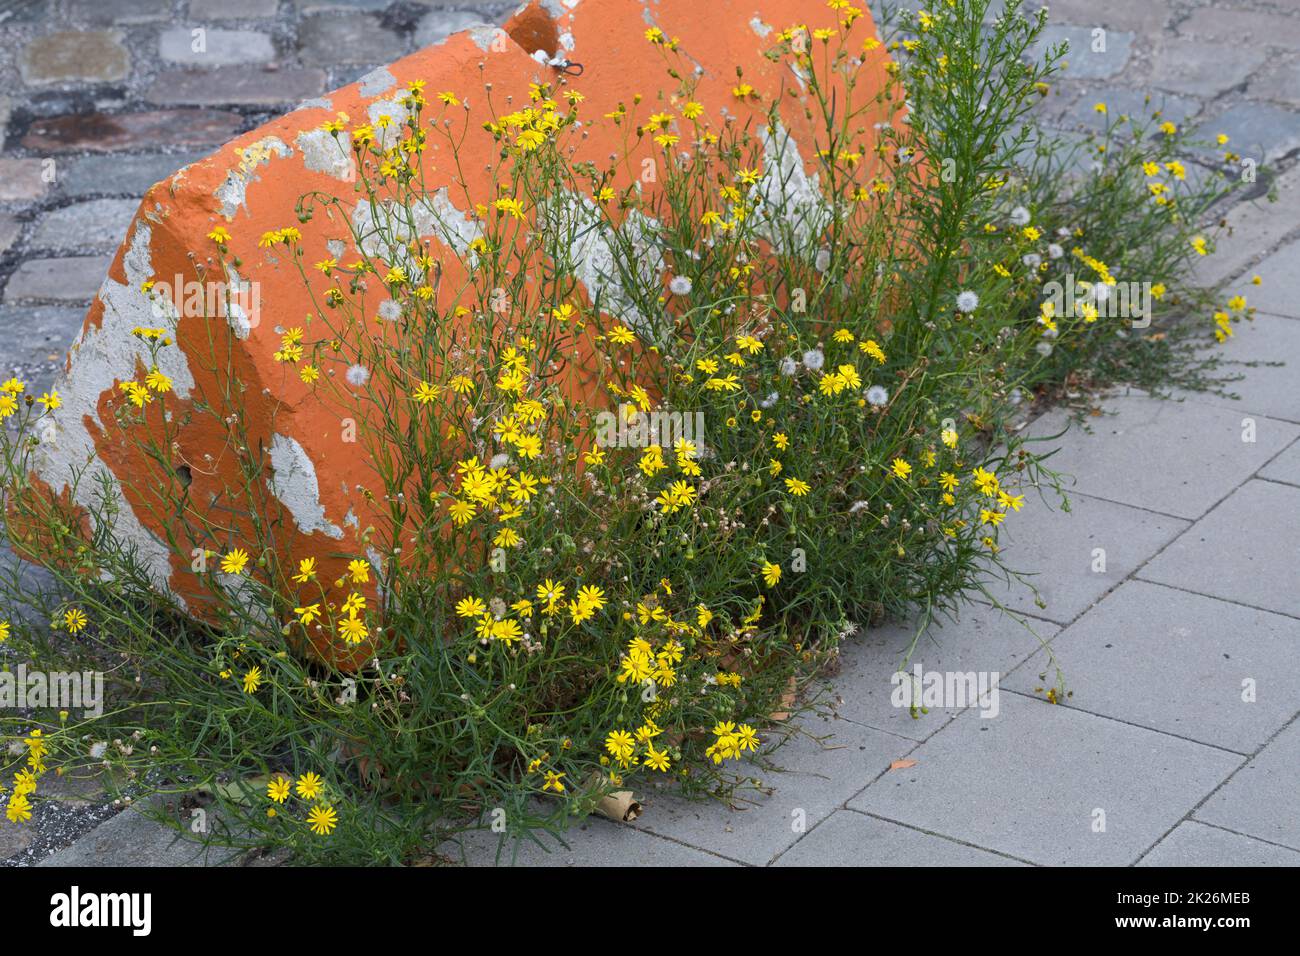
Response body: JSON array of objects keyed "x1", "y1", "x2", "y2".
[{"x1": 27, "y1": 0, "x2": 895, "y2": 662}]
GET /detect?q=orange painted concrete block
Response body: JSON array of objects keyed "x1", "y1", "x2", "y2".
[{"x1": 29, "y1": 0, "x2": 894, "y2": 653}]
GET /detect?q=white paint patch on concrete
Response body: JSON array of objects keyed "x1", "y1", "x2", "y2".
[
  {"x1": 293, "y1": 97, "x2": 332, "y2": 112},
  {"x1": 295, "y1": 127, "x2": 355, "y2": 182},
  {"x1": 266, "y1": 433, "x2": 344, "y2": 540},
  {"x1": 750, "y1": 17, "x2": 772, "y2": 37},
  {"x1": 222, "y1": 261, "x2": 252, "y2": 340},
  {"x1": 366, "y1": 95, "x2": 411, "y2": 151},
  {"x1": 350, "y1": 186, "x2": 483, "y2": 264},
  {"x1": 215, "y1": 136, "x2": 293, "y2": 220},
  {"x1": 754, "y1": 121, "x2": 830, "y2": 253},
  {"x1": 468, "y1": 25, "x2": 501, "y2": 52},
  {"x1": 553, "y1": 190, "x2": 665, "y2": 339},
  {"x1": 358, "y1": 67, "x2": 396, "y2": 97},
  {"x1": 34, "y1": 221, "x2": 199, "y2": 607}
]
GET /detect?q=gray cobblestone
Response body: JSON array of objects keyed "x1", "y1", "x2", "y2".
[
  {"x1": 1050, "y1": 86, "x2": 1200, "y2": 134},
  {"x1": 298, "y1": 14, "x2": 409, "y2": 65},
  {"x1": 0, "y1": 0, "x2": 52, "y2": 24},
  {"x1": 293, "y1": 0, "x2": 393, "y2": 11},
  {"x1": 29, "y1": 198, "x2": 138, "y2": 252},
  {"x1": 1200, "y1": 102, "x2": 1300, "y2": 165},
  {"x1": 0, "y1": 304, "x2": 90, "y2": 393},
  {"x1": 1029, "y1": 26, "x2": 1133, "y2": 81},
  {"x1": 188, "y1": 0, "x2": 280, "y2": 19},
  {"x1": 3, "y1": 256, "x2": 109, "y2": 303},
  {"x1": 1249, "y1": 58, "x2": 1300, "y2": 109},
  {"x1": 0, "y1": 216, "x2": 18, "y2": 257},
  {"x1": 55, "y1": 152, "x2": 204, "y2": 198},
  {"x1": 158, "y1": 27, "x2": 276, "y2": 66},
  {"x1": 145, "y1": 67, "x2": 327, "y2": 107},
  {"x1": 63, "y1": 0, "x2": 170, "y2": 25},
  {"x1": 1177, "y1": 8, "x2": 1300, "y2": 50},
  {"x1": 1023, "y1": 0, "x2": 1170, "y2": 34},
  {"x1": 1150, "y1": 39, "x2": 1266, "y2": 97}
]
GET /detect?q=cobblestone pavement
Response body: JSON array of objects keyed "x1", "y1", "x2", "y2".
[{"x1": 4, "y1": 0, "x2": 1300, "y2": 865}]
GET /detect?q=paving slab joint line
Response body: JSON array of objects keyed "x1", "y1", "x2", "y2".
[
  {"x1": 842, "y1": 807, "x2": 1039, "y2": 866},
  {"x1": 997, "y1": 686, "x2": 1256, "y2": 759},
  {"x1": 1129, "y1": 709, "x2": 1300, "y2": 865},
  {"x1": 1130, "y1": 573, "x2": 1300, "y2": 625}
]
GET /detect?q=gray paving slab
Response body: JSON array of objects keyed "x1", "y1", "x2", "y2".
[
  {"x1": 774, "y1": 809, "x2": 1027, "y2": 866},
  {"x1": 1023, "y1": 395, "x2": 1300, "y2": 519},
  {"x1": 1195, "y1": 720, "x2": 1300, "y2": 851},
  {"x1": 1138, "y1": 479, "x2": 1300, "y2": 618},
  {"x1": 1229, "y1": 241, "x2": 1300, "y2": 319},
  {"x1": 989, "y1": 492, "x2": 1189, "y2": 625},
  {"x1": 1138, "y1": 821, "x2": 1300, "y2": 867},
  {"x1": 441, "y1": 816, "x2": 736, "y2": 867},
  {"x1": 633, "y1": 715, "x2": 912, "y2": 865},
  {"x1": 824, "y1": 603, "x2": 1057, "y2": 740},
  {"x1": 1192, "y1": 166, "x2": 1300, "y2": 287},
  {"x1": 1258, "y1": 438, "x2": 1300, "y2": 487},
  {"x1": 37, "y1": 804, "x2": 239, "y2": 867},
  {"x1": 849, "y1": 691, "x2": 1243, "y2": 866},
  {"x1": 1003, "y1": 580, "x2": 1300, "y2": 753},
  {"x1": 1182, "y1": 313, "x2": 1300, "y2": 423}
]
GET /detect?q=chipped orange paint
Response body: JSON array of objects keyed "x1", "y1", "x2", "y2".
[{"x1": 33, "y1": 0, "x2": 895, "y2": 663}]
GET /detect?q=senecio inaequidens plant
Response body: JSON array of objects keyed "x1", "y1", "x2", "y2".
[{"x1": 0, "y1": 0, "x2": 1261, "y2": 864}]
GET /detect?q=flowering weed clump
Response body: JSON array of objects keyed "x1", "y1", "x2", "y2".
[{"x1": 0, "y1": 0, "x2": 1256, "y2": 864}]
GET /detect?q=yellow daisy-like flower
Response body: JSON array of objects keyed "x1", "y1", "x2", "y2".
[
  {"x1": 221, "y1": 548, "x2": 250, "y2": 575},
  {"x1": 455, "y1": 596, "x2": 487, "y2": 618},
  {"x1": 295, "y1": 772, "x2": 323, "y2": 800},
  {"x1": 784, "y1": 477, "x2": 810, "y2": 496},
  {"x1": 5, "y1": 793, "x2": 32, "y2": 824},
  {"x1": 307, "y1": 803, "x2": 338, "y2": 836}
]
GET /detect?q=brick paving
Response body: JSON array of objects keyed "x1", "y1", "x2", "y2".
[{"x1": 4, "y1": 0, "x2": 1300, "y2": 865}]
